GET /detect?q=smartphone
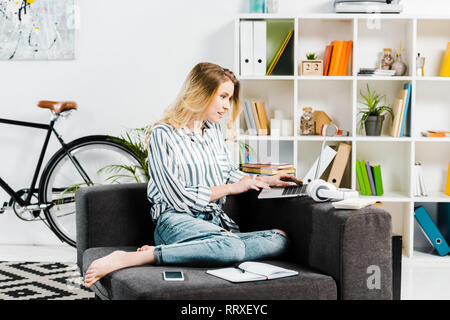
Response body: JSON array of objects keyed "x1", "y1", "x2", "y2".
[{"x1": 163, "y1": 271, "x2": 184, "y2": 281}]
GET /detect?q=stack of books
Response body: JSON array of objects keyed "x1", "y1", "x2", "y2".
[
  {"x1": 243, "y1": 100, "x2": 270, "y2": 136},
  {"x1": 420, "y1": 130, "x2": 450, "y2": 138},
  {"x1": 323, "y1": 40, "x2": 353, "y2": 76},
  {"x1": 390, "y1": 83, "x2": 412, "y2": 137},
  {"x1": 357, "y1": 68, "x2": 396, "y2": 77},
  {"x1": 356, "y1": 160, "x2": 384, "y2": 196},
  {"x1": 240, "y1": 163, "x2": 295, "y2": 176}
]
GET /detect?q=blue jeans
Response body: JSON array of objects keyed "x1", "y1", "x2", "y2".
[{"x1": 153, "y1": 210, "x2": 289, "y2": 267}]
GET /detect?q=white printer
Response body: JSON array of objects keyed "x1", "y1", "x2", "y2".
[{"x1": 334, "y1": 0, "x2": 403, "y2": 14}]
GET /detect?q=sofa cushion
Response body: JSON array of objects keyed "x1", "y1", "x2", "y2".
[{"x1": 83, "y1": 247, "x2": 337, "y2": 300}]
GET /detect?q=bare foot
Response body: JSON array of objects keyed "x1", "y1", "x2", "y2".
[
  {"x1": 137, "y1": 245, "x2": 152, "y2": 252},
  {"x1": 84, "y1": 248, "x2": 155, "y2": 288}
]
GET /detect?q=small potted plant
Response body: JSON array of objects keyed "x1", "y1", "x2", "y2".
[
  {"x1": 358, "y1": 84, "x2": 393, "y2": 136},
  {"x1": 301, "y1": 52, "x2": 323, "y2": 76}
]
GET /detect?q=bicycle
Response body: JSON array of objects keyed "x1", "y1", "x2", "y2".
[{"x1": 0, "y1": 100, "x2": 147, "y2": 247}]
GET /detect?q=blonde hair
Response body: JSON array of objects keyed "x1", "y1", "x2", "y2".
[{"x1": 150, "y1": 62, "x2": 241, "y2": 133}]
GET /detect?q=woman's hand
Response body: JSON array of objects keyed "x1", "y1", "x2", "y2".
[
  {"x1": 259, "y1": 173, "x2": 303, "y2": 187},
  {"x1": 228, "y1": 178, "x2": 270, "y2": 195}
]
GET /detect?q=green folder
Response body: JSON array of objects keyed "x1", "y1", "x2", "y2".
[
  {"x1": 371, "y1": 164, "x2": 384, "y2": 196},
  {"x1": 356, "y1": 160, "x2": 367, "y2": 195},
  {"x1": 360, "y1": 161, "x2": 372, "y2": 196}
]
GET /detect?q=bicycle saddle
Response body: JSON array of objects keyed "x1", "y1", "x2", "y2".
[{"x1": 38, "y1": 100, "x2": 77, "y2": 114}]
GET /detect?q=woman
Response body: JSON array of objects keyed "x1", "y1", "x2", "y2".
[{"x1": 84, "y1": 62, "x2": 301, "y2": 288}]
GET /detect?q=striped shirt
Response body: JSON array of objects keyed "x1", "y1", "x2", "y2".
[{"x1": 147, "y1": 120, "x2": 248, "y2": 232}]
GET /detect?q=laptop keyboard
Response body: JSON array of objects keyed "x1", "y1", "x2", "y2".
[{"x1": 282, "y1": 184, "x2": 307, "y2": 196}]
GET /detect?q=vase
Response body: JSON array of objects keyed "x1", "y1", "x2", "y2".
[
  {"x1": 365, "y1": 115, "x2": 385, "y2": 136},
  {"x1": 392, "y1": 56, "x2": 407, "y2": 76}
]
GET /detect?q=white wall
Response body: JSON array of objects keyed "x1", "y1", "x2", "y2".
[{"x1": 0, "y1": 0, "x2": 448, "y2": 245}]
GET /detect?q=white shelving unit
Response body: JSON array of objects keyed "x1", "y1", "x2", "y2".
[{"x1": 234, "y1": 13, "x2": 450, "y2": 261}]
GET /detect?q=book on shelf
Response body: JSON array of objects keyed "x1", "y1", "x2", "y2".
[
  {"x1": 256, "y1": 101, "x2": 270, "y2": 135},
  {"x1": 390, "y1": 98, "x2": 404, "y2": 137},
  {"x1": 340, "y1": 40, "x2": 353, "y2": 76},
  {"x1": 241, "y1": 163, "x2": 293, "y2": 169},
  {"x1": 413, "y1": 162, "x2": 428, "y2": 197},
  {"x1": 243, "y1": 100, "x2": 257, "y2": 136},
  {"x1": 245, "y1": 100, "x2": 270, "y2": 136},
  {"x1": 303, "y1": 145, "x2": 337, "y2": 183},
  {"x1": 355, "y1": 160, "x2": 367, "y2": 195},
  {"x1": 371, "y1": 163, "x2": 384, "y2": 196},
  {"x1": 414, "y1": 206, "x2": 450, "y2": 256},
  {"x1": 359, "y1": 160, "x2": 372, "y2": 196},
  {"x1": 439, "y1": 42, "x2": 450, "y2": 77},
  {"x1": 239, "y1": 144, "x2": 253, "y2": 164},
  {"x1": 389, "y1": 84, "x2": 411, "y2": 138},
  {"x1": 250, "y1": 101, "x2": 262, "y2": 135},
  {"x1": 399, "y1": 83, "x2": 412, "y2": 137},
  {"x1": 326, "y1": 40, "x2": 352, "y2": 76},
  {"x1": 323, "y1": 44, "x2": 333, "y2": 76},
  {"x1": 266, "y1": 29, "x2": 294, "y2": 76},
  {"x1": 357, "y1": 68, "x2": 396, "y2": 77},
  {"x1": 420, "y1": 130, "x2": 450, "y2": 138},
  {"x1": 206, "y1": 261, "x2": 298, "y2": 283},
  {"x1": 445, "y1": 160, "x2": 450, "y2": 196},
  {"x1": 241, "y1": 166, "x2": 296, "y2": 175},
  {"x1": 327, "y1": 142, "x2": 351, "y2": 188},
  {"x1": 366, "y1": 161, "x2": 376, "y2": 196},
  {"x1": 355, "y1": 160, "x2": 384, "y2": 196}
]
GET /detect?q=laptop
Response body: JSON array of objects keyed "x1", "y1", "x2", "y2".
[
  {"x1": 257, "y1": 138, "x2": 327, "y2": 200},
  {"x1": 258, "y1": 182, "x2": 308, "y2": 199}
]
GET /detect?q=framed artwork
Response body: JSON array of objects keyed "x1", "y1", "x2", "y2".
[{"x1": 0, "y1": 0, "x2": 75, "y2": 60}]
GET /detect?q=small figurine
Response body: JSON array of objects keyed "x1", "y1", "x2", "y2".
[{"x1": 381, "y1": 48, "x2": 394, "y2": 70}]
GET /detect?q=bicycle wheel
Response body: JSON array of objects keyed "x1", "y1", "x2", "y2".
[{"x1": 39, "y1": 135, "x2": 147, "y2": 247}]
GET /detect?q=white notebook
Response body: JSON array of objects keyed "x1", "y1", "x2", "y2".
[
  {"x1": 206, "y1": 262, "x2": 298, "y2": 283},
  {"x1": 332, "y1": 198, "x2": 376, "y2": 209}
]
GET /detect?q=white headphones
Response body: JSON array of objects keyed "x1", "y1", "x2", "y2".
[{"x1": 306, "y1": 179, "x2": 359, "y2": 202}]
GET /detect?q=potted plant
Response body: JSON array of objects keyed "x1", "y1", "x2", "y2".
[
  {"x1": 301, "y1": 52, "x2": 323, "y2": 75},
  {"x1": 358, "y1": 84, "x2": 393, "y2": 136}
]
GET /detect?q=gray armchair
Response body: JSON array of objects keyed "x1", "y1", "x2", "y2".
[{"x1": 76, "y1": 183, "x2": 392, "y2": 300}]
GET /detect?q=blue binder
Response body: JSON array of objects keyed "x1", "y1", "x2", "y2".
[
  {"x1": 414, "y1": 206, "x2": 450, "y2": 256},
  {"x1": 399, "y1": 83, "x2": 412, "y2": 137}
]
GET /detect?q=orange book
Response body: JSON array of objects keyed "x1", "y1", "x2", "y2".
[
  {"x1": 323, "y1": 44, "x2": 333, "y2": 76},
  {"x1": 423, "y1": 131, "x2": 450, "y2": 137},
  {"x1": 250, "y1": 101, "x2": 262, "y2": 135},
  {"x1": 445, "y1": 160, "x2": 450, "y2": 196},
  {"x1": 328, "y1": 40, "x2": 344, "y2": 76},
  {"x1": 341, "y1": 40, "x2": 353, "y2": 76},
  {"x1": 256, "y1": 101, "x2": 269, "y2": 135},
  {"x1": 337, "y1": 41, "x2": 348, "y2": 76}
]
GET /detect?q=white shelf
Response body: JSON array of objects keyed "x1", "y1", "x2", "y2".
[
  {"x1": 235, "y1": 14, "x2": 450, "y2": 260},
  {"x1": 296, "y1": 135, "x2": 351, "y2": 141},
  {"x1": 360, "y1": 192, "x2": 411, "y2": 203},
  {"x1": 239, "y1": 75, "x2": 295, "y2": 80},
  {"x1": 355, "y1": 136, "x2": 413, "y2": 142},
  {"x1": 415, "y1": 76, "x2": 450, "y2": 81},
  {"x1": 297, "y1": 76, "x2": 353, "y2": 80},
  {"x1": 414, "y1": 193, "x2": 450, "y2": 203},
  {"x1": 414, "y1": 137, "x2": 450, "y2": 142},
  {"x1": 356, "y1": 76, "x2": 413, "y2": 81},
  {"x1": 238, "y1": 135, "x2": 295, "y2": 141}
]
